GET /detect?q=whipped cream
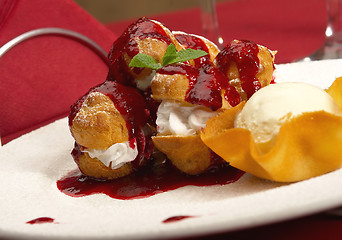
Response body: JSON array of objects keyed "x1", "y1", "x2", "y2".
[
  {"x1": 156, "y1": 100, "x2": 216, "y2": 135},
  {"x1": 83, "y1": 140, "x2": 138, "y2": 169},
  {"x1": 135, "y1": 70, "x2": 156, "y2": 91}
]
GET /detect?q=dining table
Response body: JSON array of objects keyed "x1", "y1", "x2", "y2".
[{"x1": 0, "y1": 0, "x2": 341, "y2": 239}]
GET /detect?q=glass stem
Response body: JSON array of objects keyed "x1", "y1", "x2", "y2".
[
  {"x1": 301, "y1": 0, "x2": 342, "y2": 61},
  {"x1": 326, "y1": 0, "x2": 342, "y2": 42},
  {"x1": 198, "y1": 0, "x2": 223, "y2": 49}
]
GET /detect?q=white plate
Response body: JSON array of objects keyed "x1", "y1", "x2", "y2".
[{"x1": 1, "y1": 60, "x2": 342, "y2": 239}]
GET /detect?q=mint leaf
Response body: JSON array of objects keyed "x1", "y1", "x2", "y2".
[
  {"x1": 129, "y1": 43, "x2": 209, "y2": 70},
  {"x1": 161, "y1": 43, "x2": 179, "y2": 66},
  {"x1": 177, "y1": 48, "x2": 208, "y2": 62},
  {"x1": 129, "y1": 53, "x2": 162, "y2": 70}
]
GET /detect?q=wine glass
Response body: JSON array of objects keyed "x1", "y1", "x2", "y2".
[
  {"x1": 198, "y1": 0, "x2": 224, "y2": 49},
  {"x1": 303, "y1": 0, "x2": 342, "y2": 61}
]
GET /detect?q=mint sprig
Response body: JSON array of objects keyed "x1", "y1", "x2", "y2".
[
  {"x1": 129, "y1": 43, "x2": 208, "y2": 70},
  {"x1": 128, "y1": 54, "x2": 161, "y2": 70}
]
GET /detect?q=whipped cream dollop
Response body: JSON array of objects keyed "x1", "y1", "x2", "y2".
[
  {"x1": 156, "y1": 100, "x2": 216, "y2": 135},
  {"x1": 83, "y1": 140, "x2": 138, "y2": 169},
  {"x1": 235, "y1": 82, "x2": 342, "y2": 144},
  {"x1": 135, "y1": 70, "x2": 156, "y2": 91}
]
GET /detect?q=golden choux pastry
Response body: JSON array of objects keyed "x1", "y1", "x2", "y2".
[
  {"x1": 151, "y1": 64, "x2": 241, "y2": 110},
  {"x1": 214, "y1": 39, "x2": 276, "y2": 101},
  {"x1": 107, "y1": 17, "x2": 184, "y2": 90},
  {"x1": 71, "y1": 91, "x2": 128, "y2": 150},
  {"x1": 69, "y1": 81, "x2": 152, "y2": 180},
  {"x1": 152, "y1": 135, "x2": 212, "y2": 175},
  {"x1": 150, "y1": 66, "x2": 190, "y2": 103}
]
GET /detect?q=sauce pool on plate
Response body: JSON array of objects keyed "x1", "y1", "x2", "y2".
[{"x1": 57, "y1": 159, "x2": 244, "y2": 200}]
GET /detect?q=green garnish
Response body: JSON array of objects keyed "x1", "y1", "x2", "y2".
[{"x1": 129, "y1": 43, "x2": 208, "y2": 70}]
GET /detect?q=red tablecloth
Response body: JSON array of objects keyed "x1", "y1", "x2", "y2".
[
  {"x1": 191, "y1": 213, "x2": 342, "y2": 240},
  {"x1": 0, "y1": 0, "x2": 341, "y2": 239}
]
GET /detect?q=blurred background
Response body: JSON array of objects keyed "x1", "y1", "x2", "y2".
[
  {"x1": 74, "y1": 0, "x2": 228, "y2": 23},
  {"x1": 73, "y1": 0, "x2": 327, "y2": 64}
]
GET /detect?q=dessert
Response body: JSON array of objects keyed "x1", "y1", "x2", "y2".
[
  {"x1": 65, "y1": 16, "x2": 342, "y2": 195},
  {"x1": 69, "y1": 81, "x2": 153, "y2": 179},
  {"x1": 68, "y1": 17, "x2": 276, "y2": 181},
  {"x1": 201, "y1": 80, "x2": 342, "y2": 182}
]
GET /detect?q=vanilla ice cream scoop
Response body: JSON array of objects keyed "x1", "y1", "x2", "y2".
[{"x1": 235, "y1": 82, "x2": 342, "y2": 145}]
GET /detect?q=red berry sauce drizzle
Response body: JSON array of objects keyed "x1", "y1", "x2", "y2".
[
  {"x1": 107, "y1": 17, "x2": 173, "y2": 86},
  {"x1": 157, "y1": 64, "x2": 241, "y2": 111},
  {"x1": 215, "y1": 40, "x2": 261, "y2": 99},
  {"x1": 175, "y1": 33, "x2": 212, "y2": 68},
  {"x1": 26, "y1": 217, "x2": 55, "y2": 225},
  {"x1": 163, "y1": 215, "x2": 196, "y2": 224},
  {"x1": 57, "y1": 157, "x2": 244, "y2": 200}
]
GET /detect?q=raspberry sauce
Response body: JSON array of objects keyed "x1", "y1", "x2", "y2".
[
  {"x1": 175, "y1": 33, "x2": 212, "y2": 68},
  {"x1": 215, "y1": 40, "x2": 261, "y2": 99},
  {"x1": 157, "y1": 64, "x2": 241, "y2": 110},
  {"x1": 162, "y1": 215, "x2": 195, "y2": 223},
  {"x1": 109, "y1": 17, "x2": 172, "y2": 62},
  {"x1": 26, "y1": 217, "x2": 55, "y2": 224},
  {"x1": 57, "y1": 159, "x2": 244, "y2": 200},
  {"x1": 107, "y1": 17, "x2": 173, "y2": 86}
]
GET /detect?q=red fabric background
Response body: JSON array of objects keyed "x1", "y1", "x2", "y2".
[{"x1": 0, "y1": 0, "x2": 115, "y2": 144}]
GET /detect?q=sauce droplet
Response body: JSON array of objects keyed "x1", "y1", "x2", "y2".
[
  {"x1": 163, "y1": 215, "x2": 195, "y2": 223},
  {"x1": 26, "y1": 217, "x2": 55, "y2": 224}
]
